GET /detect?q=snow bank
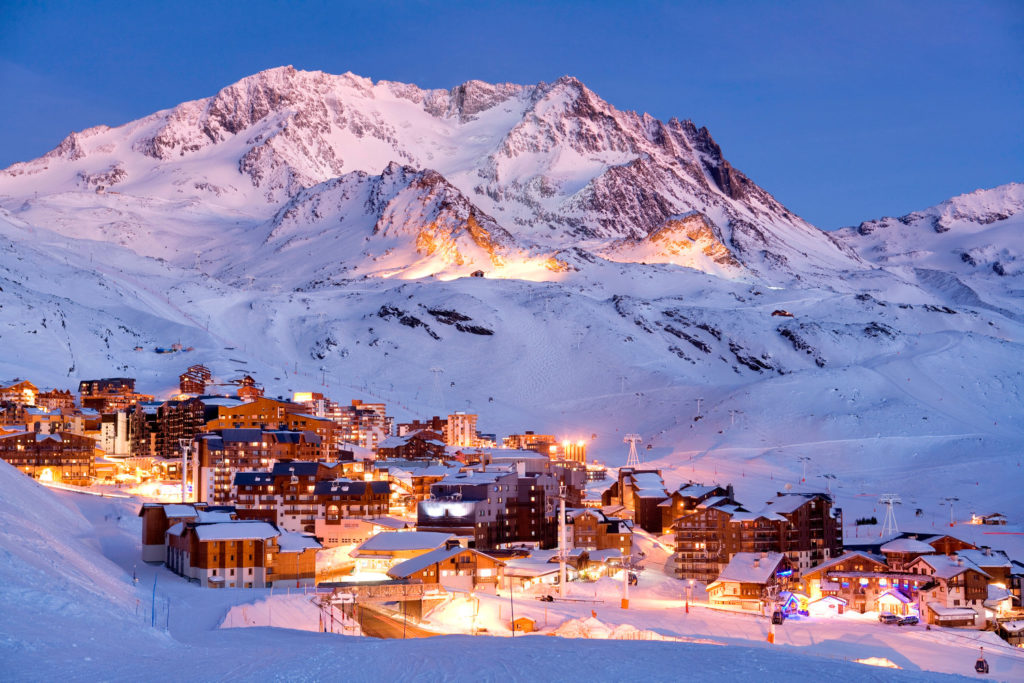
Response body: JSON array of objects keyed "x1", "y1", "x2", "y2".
[{"x1": 220, "y1": 593, "x2": 322, "y2": 632}]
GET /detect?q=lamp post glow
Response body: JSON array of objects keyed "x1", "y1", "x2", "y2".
[
  {"x1": 178, "y1": 438, "x2": 191, "y2": 503},
  {"x1": 686, "y1": 579, "x2": 693, "y2": 614}
]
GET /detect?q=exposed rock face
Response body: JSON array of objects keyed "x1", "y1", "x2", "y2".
[
  {"x1": 602, "y1": 212, "x2": 740, "y2": 273},
  {"x1": 1, "y1": 66, "x2": 869, "y2": 284}
]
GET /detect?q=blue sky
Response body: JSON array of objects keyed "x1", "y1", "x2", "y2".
[{"x1": 1, "y1": 0, "x2": 1021, "y2": 228}]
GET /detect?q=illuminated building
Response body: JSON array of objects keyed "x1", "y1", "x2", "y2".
[
  {"x1": 293, "y1": 394, "x2": 393, "y2": 450},
  {"x1": 417, "y1": 467, "x2": 560, "y2": 549},
  {"x1": 0, "y1": 430, "x2": 96, "y2": 485},
  {"x1": 502, "y1": 431, "x2": 556, "y2": 455},
  {"x1": 561, "y1": 439, "x2": 587, "y2": 463},
  {"x1": 444, "y1": 412, "x2": 478, "y2": 448},
  {"x1": 205, "y1": 397, "x2": 338, "y2": 460},
  {"x1": 78, "y1": 377, "x2": 153, "y2": 413},
  {"x1": 0, "y1": 380, "x2": 39, "y2": 406},
  {"x1": 193, "y1": 428, "x2": 323, "y2": 505}
]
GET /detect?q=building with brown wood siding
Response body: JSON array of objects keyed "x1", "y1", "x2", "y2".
[
  {"x1": 374, "y1": 430, "x2": 447, "y2": 460},
  {"x1": 387, "y1": 544, "x2": 504, "y2": 590},
  {"x1": 0, "y1": 430, "x2": 95, "y2": 484},
  {"x1": 194, "y1": 428, "x2": 323, "y2": 505},
  {"x1": 78, "y1": 377, "x2": 153, "y2": 413},
  {"x1": 165, "y1": 519, "x2": 321, "y2": 588},
  {"x1": 601, "y1": 468, "x2": 668, "y2": 534},
  {"x1": 138, "y1": 502, "x2": 237, "y2": 562},
  {"x1": 0, "y1": 380, "x2": 38, "y2": 406},
  {"x1": 205, "y1": 397, "x2": 338, "y2": 459},
  {"x1": 36, "y1": 389, "x2": 76, "y2": 411},
  {"x1": 909, "y1": 554, "x2": 992, "y2": 628},
  {"x1": 567, "y1": 508, "x2": 633, "y2": 556},
  {"x1": 166, "y1": 520, "x2": 279, "y2": 588}
]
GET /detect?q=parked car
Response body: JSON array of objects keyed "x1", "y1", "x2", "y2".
[
  {"x1": 878, "y1": 613, "x2": 900, "y2": 624},
  {"x1": 898, "y1": 615, "x2": 919, "y2": 626}
]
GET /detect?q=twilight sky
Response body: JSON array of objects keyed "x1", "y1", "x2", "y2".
[{"x1": 1, "y1": 0, "x2": 1021, "y2": 228}]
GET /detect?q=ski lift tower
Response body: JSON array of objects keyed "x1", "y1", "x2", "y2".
[
  {"x1": 624, "y1": 434, "x2": 642, "y2": 468},
  {"x1": 429, "y1": 367, "x2": 445, "y2": 412},
  {"x1": 879, "y1": 494, "x2": 901, "y2": 538}
]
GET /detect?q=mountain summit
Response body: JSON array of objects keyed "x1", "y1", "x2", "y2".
[{"x1": 2, "y1": 66, "x2": 861, "y2": 284}]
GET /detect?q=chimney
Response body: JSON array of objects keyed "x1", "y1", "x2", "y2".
[
  {"x1": 761, "y1": 551, "x2": 768, "y2": 559},
  {"x1": 753, "y1": 559, "x2": 760, "y2": 568},
  {"x1": 956, "y1": 557, "x2": 964, "y2": 566}
]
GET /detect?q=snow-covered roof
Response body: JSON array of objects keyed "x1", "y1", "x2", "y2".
[
  {"x1": 1000, "y1": 620, "x2": 1024, "y2": 634},
  {"x1": 806, "y1": 550, "x2": 887, "y2": 576},
  {"x1": 276, "y1": 532, "x2": 321, "y2": 553},
  {"x1": 372, "y1": 516, "x2": 414, "y2": 530},
  {"x1": 913, "y1": 554, "x2": 990, "y2": 580},
  {"x1": 504, "y1": 557, "x2": 561, "y2": 578},
  {"x1": 984, "y1": 584, "x2": 1015, "y2": 609},
  {"x1": 163, "y1": 504, "x2": 199, "y2": 518},
  {"x1": 764, "y1": 494, "x2": 824, "y2": 514},
  {"x1": 881, "y1": 538, "x2": 935, "y2": 554},
  {"x1": 677, "y1": 483, "x2": 720, "y2": 498},
  {"x1": 376, "y1": 435, "x2": 409, "y2": 449},
  {"x1": 587, "y1": 549, "x2": 623, "y2": 563},
  {"x1": 809, "y1": 595, "x2": 847, "y2": 606},
  {"x1": 352, "y1": 531, "x2": 453, "y2": 555},
  {"x1": 196, "y1": 510, "x2": 235, "y2": 523},
  {"x1": 166, "y1": 522, "x2": 184, "y2": 537},
  {"x1": 201, "y1": 397, "x2": 245, "y2": 407},
  {"x1": 387, "y1": 546, "x2": 500, "y2": 578},
  {"x1": 926, "y1": 602, "x2": 977, "y2": 618},
  {"x1": 714, "y1": 552, "x2": 785, "y2": 584},
  {"x1": 730, "y1": 510, "x2": 787, "y2": 523},
  {"x1": 439, "y1": 470, "x2": 509, "y2": 486},
  {"x1": 629, "y1": 472, "x2": 666, "y2": 497},
  {"x1": 193, "y1": 521, "x2": 278, "y2": 541},
  {"x1": 957, "y1": 548, "x2": 1011, "y2": 568},
  {"x1": 876, "y1": 589, "x2": 912, "y2": 604}
]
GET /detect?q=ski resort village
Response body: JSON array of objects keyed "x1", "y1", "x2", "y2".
[
  {"x1": 1, "y1": 368, "x2": 1023, "y2": 678},
  {"x1": 1, "y1": 4, "x2": 1023, "y2": 673}
]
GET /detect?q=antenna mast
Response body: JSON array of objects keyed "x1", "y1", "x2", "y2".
[{"x1": 624, "y1": 434, "x2": 642, "y2": 468}]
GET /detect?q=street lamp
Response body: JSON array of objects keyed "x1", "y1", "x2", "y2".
[{"x1": 178, "y1": 438, "x2": 191, "y2": 503}]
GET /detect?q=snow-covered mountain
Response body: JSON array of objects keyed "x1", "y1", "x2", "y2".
[
  {"x1": 1, "y1": 67, "x2": 1022, "y2": 529},
  {"x1": 836, "y1": 183, "x2": 1024, "y2": 317},
  {"x1": 0, "y1": 65, "x2": 862, "y2": 284}
]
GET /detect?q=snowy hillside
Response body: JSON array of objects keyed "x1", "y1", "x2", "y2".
[
  {"x1": 0, "y1": 68, "x2": 1022, "y2": 533},
  {"x1": 837, "y1": 183, "x2": 1024, "y2": 317}
]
